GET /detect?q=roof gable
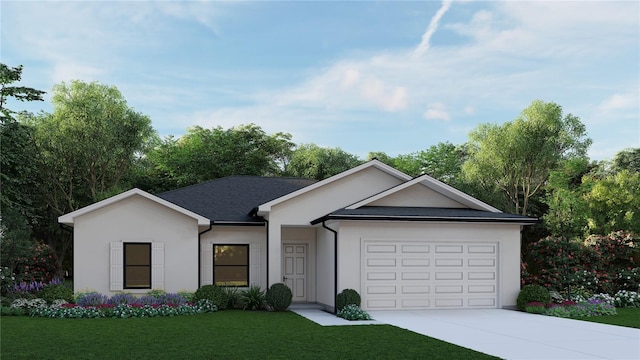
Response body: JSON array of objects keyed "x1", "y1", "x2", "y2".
[
  {"x1": 257, "y1": 159, "x2": 411, "y2": 215},
  {"x1": 346, "y1": 174, "x2": 500, "y2": 213},
  {"x1": 58, "y1": 188, "x2": 210, "y2": 226}
]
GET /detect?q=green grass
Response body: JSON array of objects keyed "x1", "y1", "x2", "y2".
[
  {"x1": 0, "y1": 310, "x2": 498, "y2": 359},
  {"x1": 573, "y1": 307, "x2": 640, "y2": 329}
]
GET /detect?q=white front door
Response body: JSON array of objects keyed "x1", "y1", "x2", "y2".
[{"x1": 283, "y1": 244, "x2": 307, "y2": 302}]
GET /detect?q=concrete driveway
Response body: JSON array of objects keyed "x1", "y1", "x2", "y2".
[{"x1": 368, "y1": 309, "x2": 640, "y2": 360}]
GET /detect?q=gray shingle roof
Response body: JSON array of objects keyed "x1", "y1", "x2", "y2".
[
  {"x1": 156, "y1": 176, "x2": 317, "y2": 223},
  {"x1": 311, "y1": 206, "x2": 538, "y2": 224}
]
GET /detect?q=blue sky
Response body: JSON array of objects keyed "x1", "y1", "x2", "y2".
[{"x1": 2, "y1": 0, "x2": 638, "y2": 160}]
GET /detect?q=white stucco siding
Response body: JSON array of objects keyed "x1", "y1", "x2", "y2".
[
  {"x1": 367, "y1": 184, "x2": 466, "y2": 208},
  {"x1": 316, "y1": 226, "x2": 336, "y2": 310},
  {"x1": 200, "y1": 226, "x2": 267, "y2": 289},
  {"x1": 336, "y1": 222, "x2": 522, "y2": 309},
  {"x1": 73, "y1": 195, "x2": 199, "y2": 296},
  {"x1": 270, "y1": 167, "x2": 405, "y2": 225}
]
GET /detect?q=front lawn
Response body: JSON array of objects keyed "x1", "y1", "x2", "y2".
[
  {"x1": 573, "y1": 307, "x2": 640, "y2": 329},
  {"x1": 0, "y1": 310, "x2": 498, "y2": 359}
]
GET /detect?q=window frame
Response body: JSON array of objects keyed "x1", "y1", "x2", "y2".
[
  {"x1": 213, "y1": 244, "x2": 250, "y2": 287},
  {"x1": 123, "y1": 242, "x2": 152, "y2": 289}
]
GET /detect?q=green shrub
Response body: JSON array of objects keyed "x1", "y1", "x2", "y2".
[
  {"x1": 177, "y1": 290, "x2": 195, "y2": 303},
  {"x1": 240, "y1": 285, "x2": 265, "y2": 311},
  {"x1": 337, "y1": 304, "x2": 372, "y2": 321},
  {"x1": 222, "y1": 287, "x2": 241, "y2": 309},
  {"x1": 265, "y1": 283, "x2": 292, "y2": 311},
  {"x1": 0, "y1": 306, "x2": 26, "y2": 316},
  {"x1": 517, "y1": 285, "x2": 551, "y2": 311},
  {"x1": 336, "y1": 289, "x2": 361, "y2": 311},
  {"x1": 38, "y1": 284, "x2": 74, "y2": 304},
  {"x1": 193, "y1": 285, "x2": 227, "y2": 310},
  {"x1": 146, "y1": 289, "x2": 166, "y2": 298}
]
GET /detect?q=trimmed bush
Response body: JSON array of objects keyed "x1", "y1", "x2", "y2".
[
  {"x1": 265, "y1": 283, "x2": 292, "y2": 311},
  {"x1": 38, "y1": 284, "x2": 73, "y2": 304},
  {"x1": 193, "y1": 285, "x2": 227, "y2": 310},
  {"x1": 336, "y1": 289, "x2": 361, "y2": 311},
  {"x1": 517, "y1": 285, "x2": 551, "y2": 311},
  {"x1": 240, "y1": 285, "x2": 265, "y2": 311}
]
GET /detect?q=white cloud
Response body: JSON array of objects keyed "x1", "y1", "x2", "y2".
[
  {"x1": 413, "y1": 0, "x2": 453, "y2": 58},
  {"x1": 423, "y1": 103, "x2": 450, "y2": 122},
  {"x1": 598, "y1": 92, "x2": 638, "y2": 112}
]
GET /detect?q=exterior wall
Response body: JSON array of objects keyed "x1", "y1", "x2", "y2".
[
  {"x1": 336, "y1": 221, "x2": 522, "y2": 309},
  {"x1": 315, "y1": 226, "x2": 336, "y2": 311},
  {"x1": 73, "y1": 195, "x2": 199, "y2": 296},
  {"x1": 200, "y1": 226, "x2": 267, "y2": 289},
  {"x1": 367, "y1": 184, "x2": 466, "y2": 208},
  {"x1": 265, "y1": 166, "x2": 404, "y2": 284},
  {"x1": 282, "y1": 227, "x2": 317, "y2": 302}
]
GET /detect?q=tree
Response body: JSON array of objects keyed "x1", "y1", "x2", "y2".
[
  {"x1": 0, "y1": 64, "x2": 46, "y2": 277},
  {"x1": 462, "y1": 100, "x2": 591, "y2": 215},
  {"x1": 612, "y1": 147, "x2": 640, "y2": 173},
  {"x1": 0, "y1": 63, "x2": 45, "y2": 119},
  {"x1": 26, "y1": 80, "x2": 156, "y2": 274},
  {"x1": 543, "y1": 158, "x2": 592, "y2": 239},
  {"x1": 136, "y1": 124, "x2": 294, "y2": 192},
  {"x1": 284, "y1": 143, "x2": 362, "y2": 180},
  {"x1": 583, "y1": 170, "x2": 640, "y2": 235}
]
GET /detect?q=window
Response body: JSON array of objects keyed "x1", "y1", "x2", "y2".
[
  {"x1": 124, "y1": 243, "x2": 151, "y2": 289},
  {"x1": 214, "y1": 245, "x2": 249, "y2": 287}
]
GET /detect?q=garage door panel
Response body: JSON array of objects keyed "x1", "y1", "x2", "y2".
[
  {"x1": 402, "y1": 285, "x2": 430, "y2": 294},
  {"x1": 468, "y1": 298, "x2": 495, "y2": 307},
  {"x1": 367, "y1": 258, "x2": 396, "y2": 266},
  {"x1": 402, "y1": 258, "x2": 429, "y2": 266},
  {"x1": 367, "y1": 272, "x2": 396, "y2": 280},
  {"x1": 435, "y1": 298, "x2": 464, "y2": 307},
  {"x1": 402, "y1": 245, "x2": 430, "y2": 253},
  {"x1": 402, "y1": 299, "x2": 430, "y2": 308},
  {"x1": 367, "y1": 299, "x2": 396, "y2": 308},
  {"x1": 468, "y1": 258, "x2": 495, "y2": 267},
  {"x1": 468, "y1": 285, "x2": 495, "y2": 293},
  {"x1": 468, "y1": 272, "x2": 496, "y2": 280},
  {"x1": 435, "y1": 245, "x2": 463, "y2": 253},
  {"x1": 402, "y1": 272, "x2": 429, "y2": 280},
  {"x1": 468, "y1": 245, "x2": 496, "y2": 253},
  {"x1": 363, "y1": 240, "x2": 498, "y2": 310},
  {"x1": 367, "y1": 244, "x2": 396, "y2": 253},
  {"x1": 435, "y1": 258, "x2": 463, "y2": 267},
  {"x1": 367, "y1": 286, "x2": 397, "y2": 294}
]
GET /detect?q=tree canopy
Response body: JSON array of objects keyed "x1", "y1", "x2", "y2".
[
  {"x1": 0, "y1": 63, "x2": 46, "y2": 119},
  {"x1": 284, "y1": 143, "x2": 362, "y2": 180},
  {"x1": 463, "y1": 100, "x2": 592, "y2": 215}
]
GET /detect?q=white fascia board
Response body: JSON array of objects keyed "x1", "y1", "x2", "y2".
[
  {"x1": 346, "y1": 174, "x2": 501, "y2": 213},
  {"x1": 58, "y1": 188, "x2": 210, "y2": 226},
  {"x1": 256, "y1": 159, "x2": 412, "y2": 216}
]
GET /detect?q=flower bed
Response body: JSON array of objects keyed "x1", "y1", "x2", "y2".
[{"x1": 26, "y1": 299, "x2": 217, "y2": 319}]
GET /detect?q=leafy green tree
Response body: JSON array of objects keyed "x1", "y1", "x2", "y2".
[
  {"x1": 0, "y1": 63, "x2": 45, "y2": 119},
  {"x1": 543, "y1": 158, "x2": 592, "y2": 239},
  {"x1": 0, "y1": 64, "x2": 46, "y2": 277},
  {"x1": 26, "y1": 80, "x2": 156, "y2": 273},
  {"x1": 137, "y1": 124, "x2": 294, "y2": 192},
  {"x1": 612, "y1": 147, "x2": 640, "y2": 173},
  {"x1": 284, "y1": 143, "x2": 362, "y2": 180},
  {"x1": 583, "y1": 170, "x2": 640, "y2": 235},
  {"x1": 463, "y1": 100, "x2": 591, "y2": 215}
]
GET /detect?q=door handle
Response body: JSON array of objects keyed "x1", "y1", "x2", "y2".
[{"x1": 283, "y1": 276, "x2": 288, "y2": 282}]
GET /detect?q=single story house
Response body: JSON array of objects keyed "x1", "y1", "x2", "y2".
[{"x1": 59, "y1": 160, "x2": 536, "y2": 311}]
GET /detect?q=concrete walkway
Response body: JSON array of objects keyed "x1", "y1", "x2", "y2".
[{"x1": 292, "y1": 308, "x2": 640, "y2": 359}]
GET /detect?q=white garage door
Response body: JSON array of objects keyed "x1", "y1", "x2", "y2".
[{"x1": 362, "y1": 240, "x2": 498, "y2": 309}]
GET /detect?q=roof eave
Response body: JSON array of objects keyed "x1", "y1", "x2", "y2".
[{"x1": 311, "y1": 214, "x2": 539, "y2": 225}]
